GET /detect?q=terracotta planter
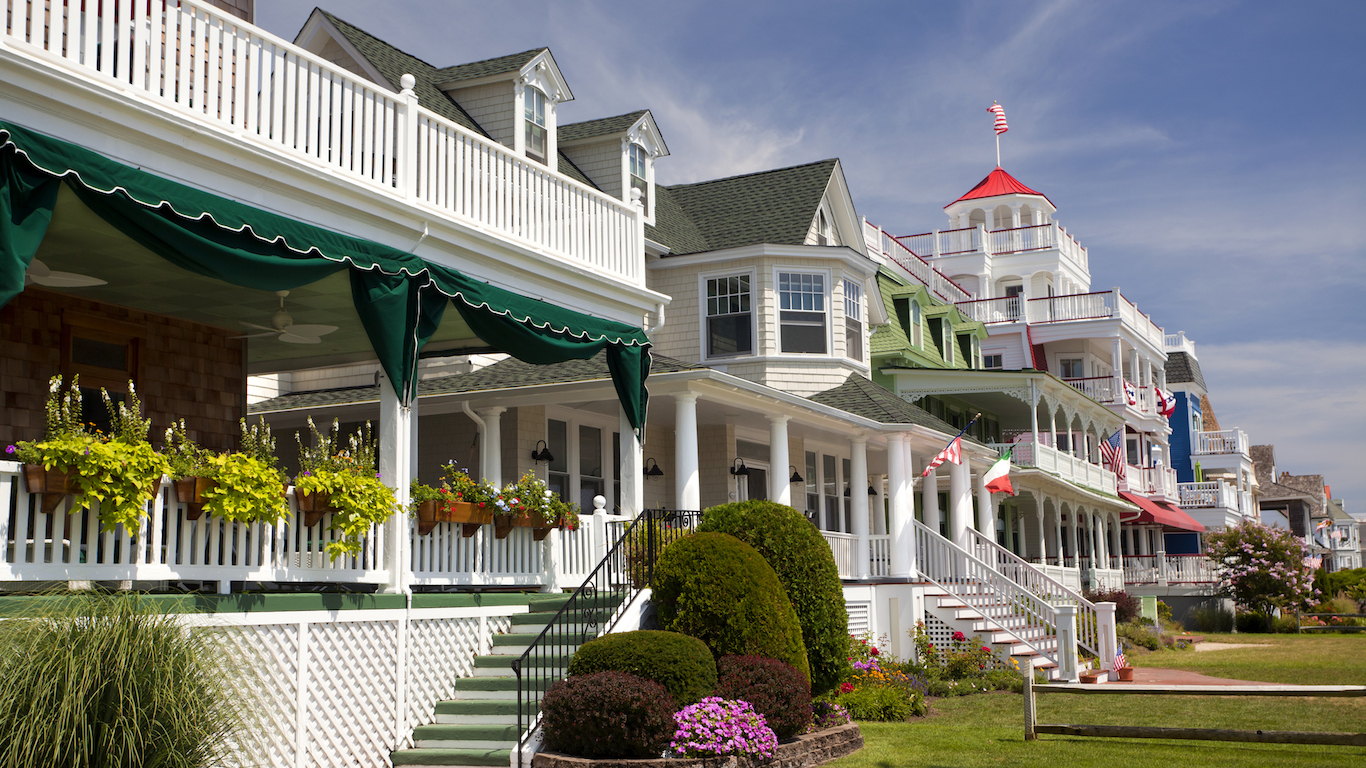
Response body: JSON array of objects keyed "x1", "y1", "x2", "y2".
[
  {"x1": 1079, "y1": 669, "x2": 1107, "y2": 684},
  {"x1": 22, "y1": 464, "x2": 76, "y2": 515},
  {"x1": 296, "y1": 489, "x2": 337, "y2": 528},
  {"x1": 416, "y1": 500, "x2": 492, "y2": 536},
  {"x1": 493, "y1": 513, "x2": 553, "y2": 540},
  {"x1": 1115, "y1": 666, "x2": 1135, "y2": 682},
  {"x1": 174, "y1": 476, "x2": 217, "y2": 520}
]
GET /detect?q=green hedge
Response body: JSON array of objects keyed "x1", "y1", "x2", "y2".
[
  {"x1": 653, "y1": 532, "x2": 810, "y2": 681},
  {"x1": 699, "y1": 500, "x2": 849, "y2": 694},
  {"x1": 567, "y1": 630, "x2": 717, "y2": 706}
]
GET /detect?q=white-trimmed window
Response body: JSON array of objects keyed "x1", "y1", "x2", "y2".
[
  {"x1": 524, "y1": 87, "x2": 548, "y2": 163},
  {"x1": 705, "y1": 274, "x2": 753, "y2": 357},
  {"x1": 983, "y1": 353, "x2": 1003, "y2": 370},
  {"x1": 1060, "y1": 358, "x2": 1084, "y2": 379},
  {"x1": 843, "y1": 279, "x2": 863, "y2": 362},
  {"x1": 816, "y1": 210, "x2": 835, "y2": 246},
  {"x1": 778, "y1": 272, "x2": 827, "y2": 354},
  {"x1": 628, "y1": 143, "x2": 648, "y2": 211},
  {"x1": 547, "y1": 415, "x2": 617, "y2": 512},
  {"x1": 908, "y1": 299, "x2": 922, "y2": 347}
]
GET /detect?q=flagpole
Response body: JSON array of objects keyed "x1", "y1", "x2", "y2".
[
  {"x1": 912, "y1": 413, "x2": 982, "y2": 489},
  {"x1": 996, "y1": 133, "x2": 1000, "y2": 167}
]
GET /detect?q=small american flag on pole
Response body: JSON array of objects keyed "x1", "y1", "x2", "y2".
[
  {"x1": 988, "y1": 102, "x2": 1009, "y2": 135},
  {"x1": 1114, "y1": 652, "x2": 1128, "y2": 670},
  {"x1": 1100, "y1": 429, "x2": 1126, "y2": 480}
]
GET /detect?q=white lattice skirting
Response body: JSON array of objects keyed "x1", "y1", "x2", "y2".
[{"x1": 188, "y1": 605, "x2": 521, "y2": 768}]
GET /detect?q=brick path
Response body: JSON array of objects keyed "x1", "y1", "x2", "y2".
[{"x1": 1118, "y1": 667, "x2": 1276, "y2": 686}]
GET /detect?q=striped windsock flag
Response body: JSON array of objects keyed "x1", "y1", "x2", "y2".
[
  {"x1": 920, "y1": 436, "x2": 962, "y2": 478},
  {"x1": 988, "y1": 102, "x2": 1009, "y2": 135}
]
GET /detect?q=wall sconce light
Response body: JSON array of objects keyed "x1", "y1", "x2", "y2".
[
  {"x1": 730, "y1": 458, "x2": 750, "y2": 477},
  {"x1": 843, "y1": 486, "x2": 851, "y2": 497},
  {"x1": 868, "y1": 485, "x2": 878, "y2": 496},
  {"x1": 531, "y1": 440, "x2": 554, "y2": 463},
  {"x1": 644, "y1": 458, "x2": 664, "y2": 478},
  {"x1": 789, "y1": 465, "x2": 804, "y2": 483}
]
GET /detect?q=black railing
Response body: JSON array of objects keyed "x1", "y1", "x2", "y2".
[{"x1": 511, "y1": 508, "x2": 703, "y2": 766}]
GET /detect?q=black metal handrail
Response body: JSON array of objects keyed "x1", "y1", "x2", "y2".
[{"x1": 511, "y1": 508, "x2": 703, "y2": 766}]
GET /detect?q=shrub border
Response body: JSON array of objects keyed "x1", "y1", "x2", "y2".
[{"x1": 532, "y1": 722, "x2": 862, "y2": 768}]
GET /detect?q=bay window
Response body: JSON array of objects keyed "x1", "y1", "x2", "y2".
[
  {"x1": 778, "y1": 271, "x2": 827, "y2": 354},
  {"x1": 705, "y1": 274, "x2": 752, "y2": 357},
  {"x1": 843, "y1": 279, "x2": 863, "y2": 362}
]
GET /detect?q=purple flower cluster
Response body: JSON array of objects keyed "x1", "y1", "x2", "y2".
[
  {"x1": 810, "y1": 700, "x2": 851, "y2": 730},
  {"x1": 851, "y1": 659, "x2": 881, "y2": 673},
  {"x1": 671, "y1": 697, "x2": 778, "y2": 760}
]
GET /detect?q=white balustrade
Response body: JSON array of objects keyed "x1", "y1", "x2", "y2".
[
  {"x1": 869, "y1": 534, "x2": 890, "y2": 578},
  {"x1": 1194, "y1": 429, "x2": 1249, "y2": 456},
  {"x1": 1122, "y1": 554, "x2": 1216, "y2": 585},
  {"x1": 1, "y1": 0, "x2": 642, "y2": 285},
  {"x1": 861, "y1": 221, "x2": 972, "y2": 303},
  {"x1": 1027, "y1": 291, "x2": 1115, "y2": 323},
  {"x1": 1062, "y1": 375, "x2": 1116, "y2": 404},
  {"x1": 1178, "y1": 480, "x2": 1239, "y2": 511},
  {"x1": 822, "y1": 530, "x2": 856, "y2": 579},
  {"x1": 989, "y1": 441, "x2": 1118, "y2": 496},
  {"x1": 955, "y1": 295, "x2": 1023, "y2": 324}
]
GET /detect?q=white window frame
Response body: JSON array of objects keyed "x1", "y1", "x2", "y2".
[
  {"x1": 699, "y1": 269, "x2": 757, "y2": 361},
  {"x1": 524, "y1": 86, "x2": 548, "y2": 164},
  {"x1": 843, "y1": 279, "x2": 864, "y2": 363},
  {"x1": 983, "y1": 353, "x2": 1003, "y2": 370},
  {"x1": 907, "y1": 298, "x2": 923, "y2": 347},
  {"x1": 773, "y1": 266, "x2": 833, "y2": 356},
  {"x1": 627, "y1": 142, "x2": 650, "y2": 218},
  {"x1": 545, "y1": 407, "x2": 619, "y2": 513},
  {"x1": 1059, "y1": 357, "x2": 1085, "y2": 379}
]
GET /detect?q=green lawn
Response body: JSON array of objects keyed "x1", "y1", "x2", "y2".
[{"x1": 829, "y1": 634, "x2": 1366, "y2": 768}]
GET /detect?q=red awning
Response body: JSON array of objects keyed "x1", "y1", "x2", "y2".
[{"x1": 1119, "y1": 491, "x2": 1205, "y2": 533}]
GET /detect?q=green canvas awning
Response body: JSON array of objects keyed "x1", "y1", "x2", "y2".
[{"x1": 0, "y1": 121, "x2": 650, "y2": 434}]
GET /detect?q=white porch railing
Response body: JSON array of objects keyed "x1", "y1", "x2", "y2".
[
  {"x1": 1125, "y1": 465, "x2": 1179, "y2": 499},
  {"x1": 869, "y1": 534, "x2": 890, "y2": 578},
  {"x1": 1178, "y1": 480, "x2": 1239, "y2": 511},
  {"x1": 965, "y1": 528, "x2": 1100, "y2": 655},
  {"x1": 1, "y1": 0, "x2": 642, "y2": 285},
  {"x1": 991, "y1": 441, "x2": 1118, "y2": 496},
  {"x1": 897, "y1": 223, "x2": 1088, "y2": 271},
  {"x1": 822, "y1": 530, "x2": 856, "y2": 578},
  {"x1": 956, "y1": 295, "x2": 1023, "y2": 324},
  {"x1": 1194, "y1": 429, "x2": 1249, "y2": 457},
  {"x1": 1164, "y1": 331, "x2": 1197, "y2": 358},
  {"x1": 1122, "y1": 554, "x2": 1218, "y2": 585},
  {"x1": 1062, "y1": 375, "x2": 1116, "y2": 404},
  {"x1": 862, "y1": 220, "x2": 973, "y2": 303},
  {"x1": 1024, "y1": 289, "x2": 1165, "y2": 350}
]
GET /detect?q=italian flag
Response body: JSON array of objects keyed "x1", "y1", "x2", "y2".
[{"x1": 982, "y1": 447, "x2": 1015, "y2": 496}]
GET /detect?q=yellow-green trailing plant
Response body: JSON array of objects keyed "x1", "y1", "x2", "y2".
[{"x1": 295, "y1": 418, "x2": 397, "y2": 559}]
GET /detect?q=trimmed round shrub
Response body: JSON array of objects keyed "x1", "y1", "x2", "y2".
[
  {"x1": 699, "y1": 500, "x2": 849, "y2": 694},
  {"x1": 541, "y1": 671, "x2": 675, "y2": 759},
  {"x1": 568, "y1": 630, "x2": 717, "y2": 706},
  {"x1": 713, "y1": 655, "x2": 812, "y2": 739},
  {"x1": 653, "y1": 532, "x2": 810, "y2": 681}
]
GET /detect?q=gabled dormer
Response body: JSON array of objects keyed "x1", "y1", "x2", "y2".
[
  {"x1": 558, "y1": 111, "x2": 669, "y2": 223},
  {"x1": 434, "y1": 49, "x2": 572, "y2": 166},
  {"x1": 942, "y1": 166, "x2": 1056, "y2": 231},
  {"x1": 805, "y1": 163, "x2": 861, "y2": 251}
]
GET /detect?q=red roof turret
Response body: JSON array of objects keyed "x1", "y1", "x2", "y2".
[{"x1": 946, "y1": 167, "x2": 1053, "y2": 209}]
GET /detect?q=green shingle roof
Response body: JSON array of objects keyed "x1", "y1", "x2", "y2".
[
  {"x1": 250, "y1": 353, "x2": 704, "y2": 413},
  {"x1": 435, "y1": 49, "x2": 546, "y2": 84},
  {"x1": 318, "y1": 14, "x2": 597, "y2": 189},
  {"x1": 645, "y1": 159, "x2": 836, "y2": 255},
  {"x1": 1165, "y1": 351, "x2": 1206, "y2": 391},
  {"x1": 808, "y1": 374, "x2": 980, "y2": 443},
  {"x1": 558, "y1": 111, "x2": 649, "y2": 143}
]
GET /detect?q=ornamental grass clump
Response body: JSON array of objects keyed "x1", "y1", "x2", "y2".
[
  {"x1": 541, "y1": 671, "x2": 675, "y2": 759},
  {"x1": 671, "y1": 697, "x2": 778, "y2": 760},
  {"x1": 713, "y1": 655, "x2": 811, "y2": 739}
]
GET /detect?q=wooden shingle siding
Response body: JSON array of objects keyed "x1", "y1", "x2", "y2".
[
  {"x1": 449, "y1": 83, "x2": 516, "y2": 148},
  {"x1": 560, "y1": 139, "x2": 623, "y2": 200}
]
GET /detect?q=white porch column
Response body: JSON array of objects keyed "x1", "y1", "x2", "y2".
[
  {"x1": 974, "y1": 467, "x2": 993, "y2": 534},
  {"x1": 949, "y1": 456, "x2": 971, "y2": 549},
  {"x1": 1111, "y1": 338, "x2": 1123, "y2": 404},
  {"x1": 619, "y1": 405, "x2": 644, "y2": 518},
  {"x1": 1036, "y1": 510, "x2": 1047, "y2": 563},
  {"x1": 921, "y1": 462, "x2": 941, "y2": 536},
  {"x1": 1068, "y1": 512, "x2": 1080, "y2": 567},
  {"x1": 1054, "y1": 507, "x2": 1065, "y2": 564},
  {"x1": 674, "y1": 392, "x2": 700, "y2": 511},
  {"x1": 769, "y1": 415, "x2": 791, "y2": 505},
  {"x1": 887, "y1": 434, "x2": 913, "y2": 578},
  {"x1": 851, "y1": 436, "x2": 870, "y2": 579},
  {"x1": 476, "y1": 407, "x2": 506, "y2": 487},
  {"x1": 873, "y1": 474, "x2": 887, "y2": 535},
  {"x1": 1138, "y1": 526, "x2": 1151, "y2": 556},
  {"x1": 379, "y1": 373, "x2": 412, "y2": 595}
]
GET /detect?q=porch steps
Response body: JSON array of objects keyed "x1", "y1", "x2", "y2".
[
  {"x1": 391, "y1": 592, "x2": 625, "y2": 768},
  {"x1": 923, "y1": 588, "x2": 1060, "y2": 679}
]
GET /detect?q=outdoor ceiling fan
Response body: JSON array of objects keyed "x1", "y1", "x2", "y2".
[
  {"x1": 235, "y1": 290, "x2": 338, "y2": 344},
  {"x1": 24, "y1": 258, "x2": 107, "y2": 288}
]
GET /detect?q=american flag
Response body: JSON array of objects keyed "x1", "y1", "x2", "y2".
[
  {"x1": 921, "y1": 436, "x2": 962, "y2": 477},
  {"x1": 1114, "y1": 652, "x2": 1128, "y2": 670},
  {"x1": 988, "y1": 102, "x2": 1009, "y2": 135},
  {"x1": 1100, "y1": 429, "x2": 1126, "y2": 480}
]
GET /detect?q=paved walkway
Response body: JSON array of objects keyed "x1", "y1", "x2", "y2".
[{"x1": 1118, "y1": 667, "x2": 1276, "y2": 686}]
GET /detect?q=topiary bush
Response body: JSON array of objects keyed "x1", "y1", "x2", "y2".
[
  {"x1": 568, "y1": 630, "x2": 717, "y2": 706},
  {"x1": 541, "y1": 671, "x2": 675, "y2": 759},
  {"x1": 653, "y1": 532, "x2": 811, "y2": 681},
  {"x1": 713, "y1": 655, "x2": 812, "y2": 740},
  {"x1": 698, "y1": 500, "x2": 849, "y2": 694},
  {"x1": 1084, "y1": 587, "x2": 1141, "y2": 624}
]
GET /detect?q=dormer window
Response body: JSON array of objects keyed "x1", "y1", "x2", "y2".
[
  {"x1": 525, "y1": 87, "x2": 548, "y2": 163},
  {"x1": 628, "y1": 143, "x2": 648, "y2": 210}
]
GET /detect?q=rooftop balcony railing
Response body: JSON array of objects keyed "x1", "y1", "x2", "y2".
[
  {"x1": 990, "y1": 440, "x2": 1118, "y2": 496},
  {"x1": 2, "y1": 0, "x2": 642, "y2": 285},
  {"x1": 1165, "y1": 331, "x2": 1198, "y2": 358},
  {"x1": 1193, "y1": 429, "x2": 1250, "y2": 457},
  {"x1": 897, "y1": 222, "x2": 1088, "y2": 270},
  {"x1": 954, "y1": 295, "x2": 1022, "y2": 324},
  {"x1": 1022, "y1": 289, "x2": 1166, "y2": 349},
  {"x1": 1125, "y1": 465, "x2": 1179, "y2": 500},
  {"x1": 862, "y1": 219, "x2": 973, "y2": 303}
]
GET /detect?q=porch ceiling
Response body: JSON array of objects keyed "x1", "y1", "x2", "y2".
[{"x1": 33, "y1": 186, "x2": 484, "y2": 372}]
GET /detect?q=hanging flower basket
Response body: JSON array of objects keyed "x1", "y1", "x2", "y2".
[
  {"x1": 22, "y1": 463, "x2": 76, "y2": 515},
  {"x1": 295, "y1": 489, "x2": 338, "y2": 528},
  {"x1": 174, "y1": 476, "x2": 218, "y2": 521},
  {"x1": 416, "y1": 500, "x2": 492, "y2": 536}
]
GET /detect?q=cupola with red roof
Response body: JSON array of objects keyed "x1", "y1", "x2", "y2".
[{"x1": 943, "y1": 166, "x2": 1056, "y2": 231}]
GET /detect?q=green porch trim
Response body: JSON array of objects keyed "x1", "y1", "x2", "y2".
[{"x1": 0, "y1": 122, "x2": 650, "y2": 435}]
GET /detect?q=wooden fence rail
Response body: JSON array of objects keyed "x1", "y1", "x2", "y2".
[{"x1": 1023, "y1": 677, "x2": 1366, "y2": 747}]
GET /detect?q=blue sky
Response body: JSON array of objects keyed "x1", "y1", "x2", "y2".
[{"x1": 259, "y1": 1, "x2": 1366, "y2": 513}]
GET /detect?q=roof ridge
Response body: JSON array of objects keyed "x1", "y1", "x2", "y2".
[
  {"x1": 559, "y1": 110, "x2": 649, "y2": 128},
  {"x1": 661, "y1": 158, "x2": 837, "y2": 191},
  {"x1": 435, "y1": 47, "x2": 549, "y2": 75}
]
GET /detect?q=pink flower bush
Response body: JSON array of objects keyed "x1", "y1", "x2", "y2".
[{"x1": 671, "y1": 697, "x2": 778, "y2": 760}]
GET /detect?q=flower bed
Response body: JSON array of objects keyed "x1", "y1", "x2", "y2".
[{"x1": 531, "y1": 722, "x2": 862, "y2": 768}]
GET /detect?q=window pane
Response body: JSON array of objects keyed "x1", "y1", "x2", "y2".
[
  {"x1": 780, "y1": 319, "x2": 826, "y2": 354},
  {"x1": 846, "y1": 318, "x2": 862, "y2": 362},
  {"x1": 548, "y1": 420, "x2": 568, "y2": 473},
  {"x1": 71, "y1": 336, "x2": 128, "y2": 371},
  {"x1": 708, "y1": 315, "x2": 752, "y2": 356},
  {"x1": 843, "y1": 280, "x2": 862, "y2": 321},
  {"x1": 580, "y1": 426, "x2": 602, "y2": 478}
]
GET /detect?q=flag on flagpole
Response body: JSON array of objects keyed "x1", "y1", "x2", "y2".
[
  {"x1": 1100, "y1": 428, "x2": 1126, "y2": 480},
  {"x1": 988, "y1": 102, "x2": 1009, "y2": 135},
  {"x1": 1123, "y1": 380, "x2": 1138, "y2": 406},
  {"x1": 921, "y1": 436, "x2": 962, "y2": 478},
  {"x1": 1316, "y1": 518, "x2": 1331, "y2": 531},
  {"x1": 1114, "y1": 652, "x2": 1128, "y2": 670},
  {"x1": 1158, "y1": 388, "x2": 1177, "y2": 417},
  {"x1": 982, "y1": 447, "x2": 1015, "y2": 496}
]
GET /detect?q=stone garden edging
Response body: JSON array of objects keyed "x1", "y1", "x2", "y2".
[{"x1": 532, "y1": 722, "x2": 863, "y2": 768}]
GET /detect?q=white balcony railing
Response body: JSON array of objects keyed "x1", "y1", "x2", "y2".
[
  {"x1": 1125, "y1": 465, "x2": 1179, "y2": 499},
  {"x1": 1194, "y1": 429, "x2": 1249, "y2": 457},
  {"x1": 2, "y1": 0, "x2": 642, "y2": 285},
  {"x1": 863, "y1": 220, "x2": 973, "y2": 303},
  {"x1": 1061, "y1": 375, "x2": 1116, "y2": 403},
  {"x1": 1164, "y1": 331, "x2": 1198, "y2": 358},
  {"x1": 991, "y1": 440, "x2": 1118, "y2": 496},
  {"x1": 898, "y1": 223, "x2": 1088, "y2": 271},
  {"x1": 1023, "y1": 289, "x2": 1165, "y2": 350},
  {"x1": 1178, "y1": 480, "x2": 1238, "y2": 511},
  {"x1": 1122, "y1": 554, "x2": 1218, "y2": 585},
  {"x1": 955, "y1": 295, "x2": 1022, "y2": 324},
  {"x1": 2, "y1": 461, "x2": 613, "y2": 589}
]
